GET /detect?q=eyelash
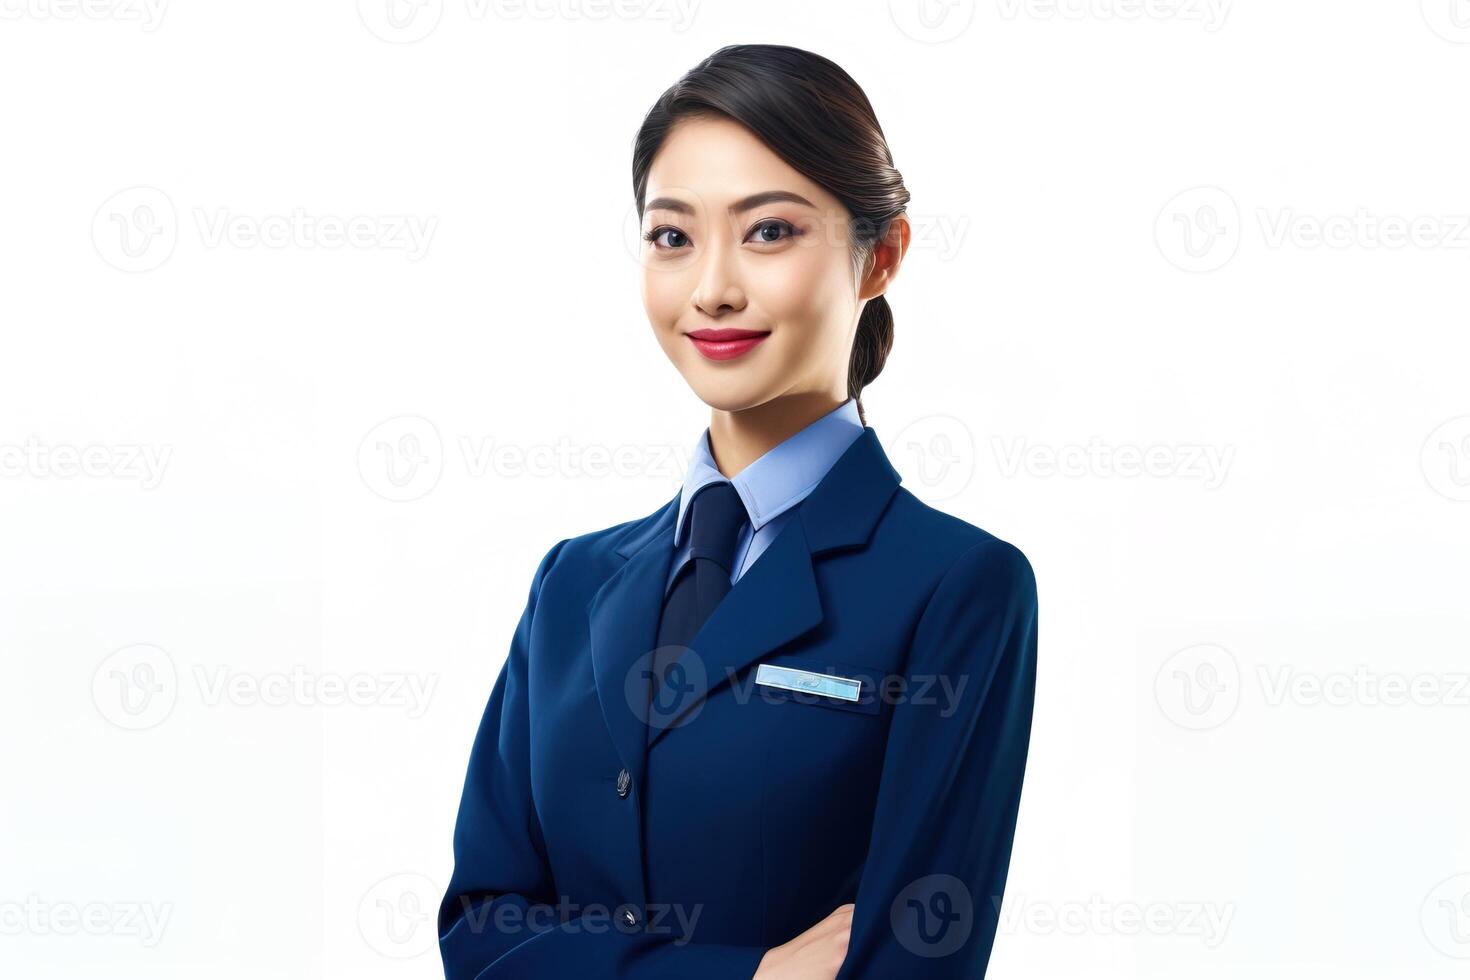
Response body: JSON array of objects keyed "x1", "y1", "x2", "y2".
[{"x1": 642, "y1": 218, "x2": 800, "y2": 250}]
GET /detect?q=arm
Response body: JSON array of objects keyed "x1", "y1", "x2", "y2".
[
  {"x1": 834, "y1": 537, "x2": 1039, "y2": 979},
  {"x1": 438, "y1": 539, "x2": 769, "y2": 980}
]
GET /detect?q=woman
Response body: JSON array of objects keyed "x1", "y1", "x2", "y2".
[{"x1": 438, "y1": 44, "x2": 1038, "y2": 980}]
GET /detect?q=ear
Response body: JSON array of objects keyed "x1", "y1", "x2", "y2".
[{"x1": 857, "y1": 213, "x2": 912, "y2": 302}]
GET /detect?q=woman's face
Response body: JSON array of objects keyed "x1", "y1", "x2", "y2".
[{"x1": 639, "y1": 114, "x2": 870, "y2": 414}]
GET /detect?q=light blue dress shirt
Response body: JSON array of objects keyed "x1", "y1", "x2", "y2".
[{"x1": 665, "y1": 398, "x2": 865, "y2": 595}]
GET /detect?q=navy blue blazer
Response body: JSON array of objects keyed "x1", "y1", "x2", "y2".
[{"x1": 438, "y1": 426, "x2": 1039, "y2": 979}]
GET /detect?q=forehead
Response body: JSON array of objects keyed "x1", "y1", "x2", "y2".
[{"x1": 645, "y1": 114, "x2": 840, "y2": 212}]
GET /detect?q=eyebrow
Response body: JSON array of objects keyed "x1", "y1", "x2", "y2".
[{"x1": 644, "y1": 190, "x2": 817, "y2": 216}]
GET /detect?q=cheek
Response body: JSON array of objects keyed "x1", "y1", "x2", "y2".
[
  {"x1": 751, "y1": 245, "x2": 851, "y2": 323},
  {"x1": 751, "y1": 249, "x2": 856, "y2": 364},
  {"x1": 641, "y1": 267, "x2": 688, "y2": 330}
]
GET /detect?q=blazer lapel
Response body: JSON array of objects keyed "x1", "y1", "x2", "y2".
[
  {"x1": 586, "y1": 498, "x2": 677, "y2": 798},
  {"x1": 587, "y1": 427, "x2": 904, "y2": 783}
]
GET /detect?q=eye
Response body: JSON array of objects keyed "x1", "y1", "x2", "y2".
[
  {"x1": 643, "y1": 225, "x2": 690, "y2": 250},
  {"x1": 746, "y1": 219, "x2": 799, "y2": 245}
]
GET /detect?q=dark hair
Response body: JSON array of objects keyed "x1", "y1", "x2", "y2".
[{"x1": 631, "y1": 44, "x2": 910, "y2": 427}]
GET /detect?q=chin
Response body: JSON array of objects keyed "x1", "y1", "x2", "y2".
[{"x1": 684, "y1": 374, "x2": 776, "y2": 414}]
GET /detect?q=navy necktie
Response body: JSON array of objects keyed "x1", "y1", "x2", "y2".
[{"x1": 648, "y1": 481, "x2": 747, "y2": 733}]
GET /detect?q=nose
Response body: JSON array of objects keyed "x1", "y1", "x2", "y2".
[{"x1": 691, "y1": 236, "x2": 747, "y2": 318}]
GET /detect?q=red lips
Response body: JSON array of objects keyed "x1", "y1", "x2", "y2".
[{"x1": 686, "y1": 328, "x2": 771, "y2": 361}]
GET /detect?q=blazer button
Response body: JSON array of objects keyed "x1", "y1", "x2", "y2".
[
  {"x1": 616, "y1": 768, "x2": 631, "y2": 798},
  {"x1": 622, "y1": 908, "x2": 638, "y2": 927}
]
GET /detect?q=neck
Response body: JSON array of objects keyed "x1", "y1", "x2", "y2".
[{"x1": 706, "y1": 391, "x2": 849, "y2": 478}]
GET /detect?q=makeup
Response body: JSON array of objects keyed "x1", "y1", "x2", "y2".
[{"x1": 686, "y1": 327, "x2": 771, "y2": 361}]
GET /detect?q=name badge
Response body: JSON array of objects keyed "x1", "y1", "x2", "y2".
[{"x1": 754, "y1": 663, "x2": 862, "y2": 703}]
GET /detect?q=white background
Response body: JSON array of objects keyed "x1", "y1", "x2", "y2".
[{"x1": 3, "y1": 1, "x2": 1468, "y2": 978}]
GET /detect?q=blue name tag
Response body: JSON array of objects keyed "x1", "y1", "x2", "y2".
[{"x1": 754, "y1": 663, "x2": 863, "y2": 703}]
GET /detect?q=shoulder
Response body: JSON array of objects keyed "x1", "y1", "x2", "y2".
[
  {"x1": 524, "y1": 499, "x2": 675, "y2": 593},
  {"x1": 882, "y1": 487, "x2": 1037, "y2": 610},
  {"x1": 880, "y1": 493, "x2": 1038, "y2": 685}
]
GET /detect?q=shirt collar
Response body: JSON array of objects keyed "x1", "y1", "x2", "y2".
[{"x1": 673, "y1": 398, "x2": 865, "y2": 547}]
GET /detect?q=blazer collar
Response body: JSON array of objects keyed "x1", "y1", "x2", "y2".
[{"x1": 588, "y1": 426, "x2": 902, "y2": 828}]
